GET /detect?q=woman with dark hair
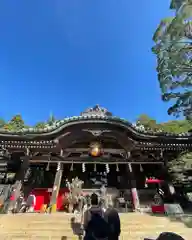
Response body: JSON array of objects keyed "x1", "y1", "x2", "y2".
[
  {"x1": 104, "y1": 203, "x2": 121, "y2": 240},
  {"x1": 145, "y1": 232, "x2": 185, "y2": 240}
]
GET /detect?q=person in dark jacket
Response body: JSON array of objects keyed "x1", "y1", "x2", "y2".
[
  {"x1": 104, "y1": 204, "x2": 121, "y2": 240},
  {"x1": 83, "y1": 193, "x2": 110, "y2": 240}
]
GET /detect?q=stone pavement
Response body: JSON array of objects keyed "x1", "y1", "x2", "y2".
[{"x1": 0, "y1": 212, "x2": 191, "y2": 239}]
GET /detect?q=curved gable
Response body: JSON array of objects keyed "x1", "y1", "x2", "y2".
[{"x1": 0, "y1": 105, "x2": 191, "y2": 142}]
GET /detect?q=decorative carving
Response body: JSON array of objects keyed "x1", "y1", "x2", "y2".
[
  {"x1": 0, "y1": 148, "x2": 9, "y2": 159},
  {"x1": 81, "y1": 104, "x2": 112, "y2": 117},
  {"x1": 83, "y1": 129, "x2": 111, "y2": 136},
  {"x1": 65, "y1": 177, "x2": 84, "y2": 213}
]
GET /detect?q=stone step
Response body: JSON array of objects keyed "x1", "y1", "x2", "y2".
[
  {"x1": 1, "y1": 225, "x2": 186, "y2": 231},
  {"x1": 0, "y1": 231, "x2": 190, "y2": 240},
  {"x1": 0, "y1": 213, "x2": 190, "y2": 240},
  {"x1": 0, "y1": 235, "x2": 77, "y2": 240},
  {"x1": 0, "y1": 229, "x2": 190, "y2": 239}
]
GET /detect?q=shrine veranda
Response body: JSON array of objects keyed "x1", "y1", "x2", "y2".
[{"x1": 0, "y1": 105, "x2": 191, "y2": 210}]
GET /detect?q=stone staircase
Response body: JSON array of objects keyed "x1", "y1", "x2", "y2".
[{"x1": 0, "y1": 213, "x2": 191, "y2": 240}]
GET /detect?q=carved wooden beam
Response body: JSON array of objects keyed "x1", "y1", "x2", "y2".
[
  {"x1": 29, "y1": 159, "x2": 164, "y2": 164},
  {"x1": 82, "y1": 129, "x2": 111, "y2": 137},
  {"x1": 64, "y1": 148, "x2": 125, "y2": 154}
]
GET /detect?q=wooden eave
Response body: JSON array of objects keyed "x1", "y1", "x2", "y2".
[
  {"x1": 27, "y1": 155, "x2": 164, "y2": 164},
  {"x1": 0, "y1": 116, "x2": 190, "y2": 151}
]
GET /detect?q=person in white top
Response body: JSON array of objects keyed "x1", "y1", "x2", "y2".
[{"x1": 26, "y1": 193, "x2": 36, "y2": 212}]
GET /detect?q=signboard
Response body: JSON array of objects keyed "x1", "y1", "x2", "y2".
[{"x1": 164, "y1": 204, "x2": 184, "y2": 216}]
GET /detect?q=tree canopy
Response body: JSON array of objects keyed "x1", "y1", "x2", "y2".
[
  {"x1": 152, "y1": 1, "x2": 192, "y2": 119},
  {"x1": 168, "y1": 152, "x2": 192, "y2": 187},
  {"x1": 136, "y1": 114, "x2": 192, "y2": 187},
  {"x1": 4, "y1": 115, "x2": 26, "y2": 131},
  {"x1": 136, "y1": 114, "x2": 191, "y2": 133},
  {"x1": 0, "y1": 112, "x2": 57, "y2": 131}
]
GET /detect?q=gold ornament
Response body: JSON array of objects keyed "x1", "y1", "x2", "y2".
[{"x1": 89, "y1": 142, "x2": 102, "y2": 157}]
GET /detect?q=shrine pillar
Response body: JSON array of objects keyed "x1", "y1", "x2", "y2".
[
  {"x1": 49, "y1": 162, "x2": 63, "y2": 213},
  {"x1": 127, "y1": 163, "x2": 140, "y2": 211},
  {"x1": 8, "y1": 154, "x2": 30, "y2": 213}
]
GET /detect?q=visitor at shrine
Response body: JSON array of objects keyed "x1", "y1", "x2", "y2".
[
  {"x1": 9, "y1": 188, "x2": 17, "y2": 213},
  {"x1": 26, "y1": 193, "x2": 36, "y2": 212},
  {"x1": 104, "y1": 203, "x2": 121, "y2": 240},
  {"x1": 83, "y1": 195, "x2": 91, "y2": 212},
  {"x1": 83, "y1": 193, "x2": 110, "y2": 240}
]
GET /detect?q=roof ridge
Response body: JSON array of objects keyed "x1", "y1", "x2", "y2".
[{"x1": 0, "y1": 114, "x2": 191, "y2": 138}]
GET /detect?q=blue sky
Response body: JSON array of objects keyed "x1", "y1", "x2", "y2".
[{"x1": 0, "y1": 0, "x2": 175, "y2": 125}]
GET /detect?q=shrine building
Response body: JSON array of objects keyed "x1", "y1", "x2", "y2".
[{"x1": 0, "y1": 105, "x2": 191, "y2": 211}]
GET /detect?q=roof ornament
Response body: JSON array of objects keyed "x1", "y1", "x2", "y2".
[{"x1": 80, "y1": 104, "x2": 112, "y2": 117}]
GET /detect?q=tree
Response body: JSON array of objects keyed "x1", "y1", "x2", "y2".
[
  {"x1": 168, "y1": 152, "x2": 192, "y2": 187},
  {"x1": 136, "y1": 114, "x2": 191, "y2": 133},
  {"x1": 159, "y1": 119, "x2": 191, "y2": 133},
  {"x1": 136, "y1": 114, "x2": 192, "y2": 187},
  {"x1": 152, "y1": 3, "x2": 192, "y2": 119},
  {"x1": 5, "y1": 115, "x2": 25, "y2": 131},
  {"x1": 136, "y1": 114, "x2": 160, "y2": 131}
]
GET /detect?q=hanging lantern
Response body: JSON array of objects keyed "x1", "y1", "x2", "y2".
[
  {"x1": 82, "y1": 163, "x2": 86, "y2": 172},
  {"x1": 168, "y1": 184, "x2": 175, "y2": 195},
  {"x1": 46, "y1": 162, "x2": 50, "y2": 171},
  {"x1": 89, "y1": 142, "x2": 102, "y2": 157},
  {"x1": 94, "y1": 163, "x2": 97, "y2": 172},
  {"x1": 116, "y1": 163, "x2": 119, "y2": 172},
  {"x1": 70, "y1": 163, "x2": 74, "y2": 171},
  {"x1": 57, "y1": 162, "x2": 61, "y2": 171},
  {"x1": 160, "y1": 149, "x2": 163, "y2": 158},
  {"x1": 105, "y1": 164, "x2": 109, "y2": 173},
  {"x1": 140, "y1": 164, "x2": 143, "y2": 172}
]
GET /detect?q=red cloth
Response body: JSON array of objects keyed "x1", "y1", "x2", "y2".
[
  {"x1": 146, "y1": 178, "x2": 163, "y2": 184},
  {"x1": 30, "y1": 188, "x2": 69, "y2": 211},
  {"x1": 151, "y1": 205, "x2": 165, "y2": 213},
  {"x1": 10, "y1": 194, "x2": 15, "y2": 201}
]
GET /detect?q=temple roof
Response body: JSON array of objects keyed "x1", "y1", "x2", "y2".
[{"x1": 0, "y1": 105, "x2": 191, "y2": 140}]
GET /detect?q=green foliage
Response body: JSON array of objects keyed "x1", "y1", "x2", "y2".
[
  {"x1": 170, "y1": 0, "x2": 184, "y2": 10},
  {"x1": 152, "y1": 2, "x2": 192, "y2": 118},
  {"x1": 137, "y1": 114, "x2": 192, "y2": 185},
  {"x1": 136, "y1": 114, "x2": 160, "y2": 131},
  {"x1": 168, "y1": 152, "x2": 192, "y2": 186},
  {"x1": 152, "y1": 17, "x2": 174, "y2": 43},
  {"x1": 6, "y1": 115, "x2": 25, "y2": 131},
  {"x1": 136, "y1": 114, "x2": 191, "y2": 133},
  {"x1": 0, "y1": 113, "x2": 56, "y2": 131},
  {"x1": 34, "y1": 122, "x2": 47, "y2": 129},
  {"x1": 160, "y1": 119, "x2": 191, "y2": 133}
]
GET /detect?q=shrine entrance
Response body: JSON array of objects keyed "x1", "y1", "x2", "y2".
[
  {"x1": 60, "y1": 163, "x2": 128, "y2": 190},
  {"x1": 25, "y1": 159, "x2": 165, "y2": 212}
]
